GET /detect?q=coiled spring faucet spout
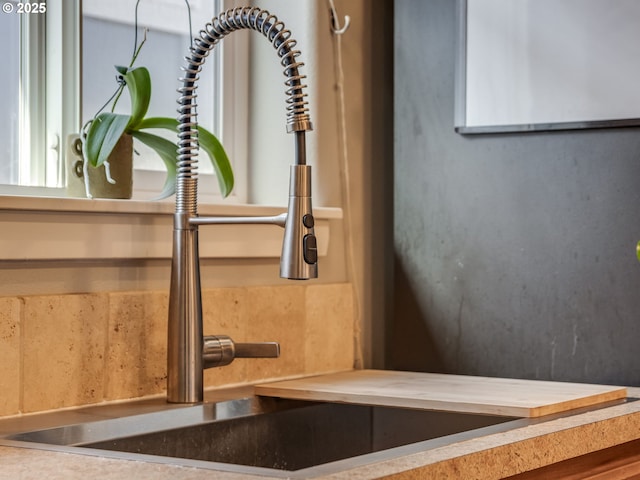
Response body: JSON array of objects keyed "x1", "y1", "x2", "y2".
[{"x1": 168, "y1": 7, "x2": 317, "y2": 403}]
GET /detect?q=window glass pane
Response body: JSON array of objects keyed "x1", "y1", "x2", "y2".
[
  {"x1": 82, "y1": 1, "x2": 216, "y2": 174},
  {"x1": 0, "y1": 10, "x2": 20, "y2": 184}
]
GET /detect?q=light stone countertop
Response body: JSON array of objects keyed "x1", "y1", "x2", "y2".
[{"x1": 0, "y1": 387, "x2": 639, "y2": 480}]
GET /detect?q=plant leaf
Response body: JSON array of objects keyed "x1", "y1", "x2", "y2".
[
  {"x1": 115, "y1": 65, "x2": 128, "y2": 75},
  {"x1": 197, "y1": 126, "x2": 234, "y2": 198},
  {"x1": 130, "y1": 130, "x2": 177, "y2": 200},
  {"x1": 136, "y1": 117, "x2": 234, "y2": 197},
  {"x1": 123, "y1": 66, "x2": 152, "y2": 131},
  {"x1": 84, "y1": 113, "x2": 131, "y2": 167}
]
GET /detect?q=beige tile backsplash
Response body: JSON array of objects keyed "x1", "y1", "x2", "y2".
[
  {"x1": 245, "y1": 285, "x2": 307, "y2": 382},
  {"x1": 305, "y1": 284, "x2": 355, "y2": 374},
  {"x1": 0, "y1": 297, "x2": 21, "y2": 416},
  {"x1": 105, "y1": 291, "x2": 169, "y2": 401},
  {"x1": 203, "y1": 287, "x2": 249, "y2": 387},
  {"x1": 23, "y1": 294, "x2": 108, "y2": 413},
  {"x1": 0, "y1": 283, "x2": 354, "y2": 417}
]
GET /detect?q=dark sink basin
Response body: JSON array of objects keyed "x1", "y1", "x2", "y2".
[
  {"x1": 84, "y1": 401, "x2": 519, "y2": 471},
  {"x1": 3, "y1": 396, "x2": 525, "y2": 476}
]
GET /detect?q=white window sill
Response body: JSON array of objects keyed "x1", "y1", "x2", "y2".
[{"x1": 0, "y1": 195, "x2": 342, "y2": 261}]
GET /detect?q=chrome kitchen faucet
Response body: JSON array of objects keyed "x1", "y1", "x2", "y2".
[{"x1": 168, "y1": 7, "x2": 317, "y2": 403}]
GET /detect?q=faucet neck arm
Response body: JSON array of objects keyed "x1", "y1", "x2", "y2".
[{"x1": 176, "y1": 7, "x2": 313, "y2": 214}]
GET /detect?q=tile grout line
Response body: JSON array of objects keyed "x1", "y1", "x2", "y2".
[
  {"x1": 16, "y1": 296, "x2": 26, "y2": 415},
  {"x1": 102, "y1": 292, "x2": 111, "y2": 403}
]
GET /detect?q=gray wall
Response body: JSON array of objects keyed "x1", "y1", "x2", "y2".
[{"x1": 392, "y1": 0, "x2": 640, "y2": 386}]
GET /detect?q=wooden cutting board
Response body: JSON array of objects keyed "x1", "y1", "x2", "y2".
[{"x1": 255, "y1": 369, "x2": 627, "y2": 418}]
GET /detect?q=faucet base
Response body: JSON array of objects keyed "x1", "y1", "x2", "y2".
[{"x1": 167, "y1": 226, "x2": 204, "y2": 404}]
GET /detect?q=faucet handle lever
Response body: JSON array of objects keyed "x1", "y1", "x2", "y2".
[
  {"x1": 235, "y1": 342, "x2": 280, "y2": 358},
  {"x1": 203, "y1": 335, "x2": 280, "y2": 369}
]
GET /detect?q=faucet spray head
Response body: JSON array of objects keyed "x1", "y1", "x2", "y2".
[{"x1": 280, "y1": 164, "x2": 318, "y2": 280}]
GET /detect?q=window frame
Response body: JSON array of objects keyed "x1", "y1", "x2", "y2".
[{"x1": 18, "y1": 4, "x2": 50, "y2": 187}]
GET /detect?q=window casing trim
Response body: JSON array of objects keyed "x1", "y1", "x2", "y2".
[{"x1": 0, "y1": 195, "x2": 341, "y2": 261}]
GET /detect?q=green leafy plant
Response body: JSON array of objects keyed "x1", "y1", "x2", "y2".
[{"x1": 81, "y1": 31, "x2": 233, "y2": 200}]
